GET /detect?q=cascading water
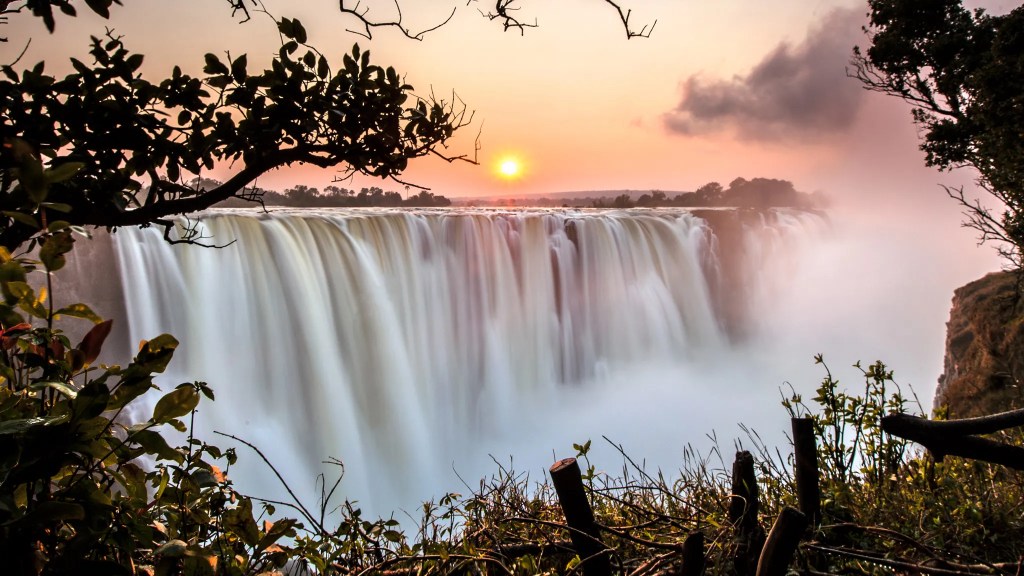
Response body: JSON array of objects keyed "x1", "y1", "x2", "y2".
[{"x1": 109, "y1": 207, "x2": 826, "y2": 514}]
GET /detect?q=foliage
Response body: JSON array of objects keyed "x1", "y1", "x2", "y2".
[
  {"x1": 853, "y1": 0, "x2": 1024, "y2": 269},
  {"x1": 0, "y1": 231, "x2": 308, "y2": 575},
  {"x1": 0, "y1": 3, "x2": 471, "y2": 249},
  {"x1": 214, "y1": 183, "x2": 453, "y2": 208},
  {"x1": 587, "y1": 178, "x2": 819, "y2": 209}
]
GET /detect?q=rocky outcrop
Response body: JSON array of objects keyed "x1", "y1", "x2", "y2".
[{"x1": 935, "y1": 271, "x2": 1024, "y2": 418}]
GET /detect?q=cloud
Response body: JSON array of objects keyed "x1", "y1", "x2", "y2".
[{"x1": 664, "y1": 8, "x2": 867, "y2": 141}]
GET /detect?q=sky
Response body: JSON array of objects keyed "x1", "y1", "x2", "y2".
[{"x1": 8, "y1": 0, "x2": 1015, "y2": 200}]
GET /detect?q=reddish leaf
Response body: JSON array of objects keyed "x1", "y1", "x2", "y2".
[{"x1": 77, "y1": 319, "x2": 113, "y2": 366}]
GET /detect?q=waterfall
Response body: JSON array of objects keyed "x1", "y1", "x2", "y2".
[{"x1": 110, "y1": 207, "x2": 826, "y2": 513}]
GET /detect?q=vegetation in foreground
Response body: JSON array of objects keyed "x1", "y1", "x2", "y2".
[{"x1": 2, "y1": 237, "x2": 1023, "y2": 576}]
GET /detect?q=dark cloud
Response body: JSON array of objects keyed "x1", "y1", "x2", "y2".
[{"x1": 664, "y1": 8, "x2": 867, "y2": 141}]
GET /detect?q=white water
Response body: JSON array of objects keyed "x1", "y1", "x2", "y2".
[{"x1": 111, "y1": 207, "x2": 827, "y2": 514}]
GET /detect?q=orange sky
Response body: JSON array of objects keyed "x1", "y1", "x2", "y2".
[{"x1": 7, "y1": 0, "x2": 1018, "y2": 201}]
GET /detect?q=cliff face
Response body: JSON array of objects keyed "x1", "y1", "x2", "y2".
[{"x1": 935, "y1": 271, "x2": 1024, "y2": 418}]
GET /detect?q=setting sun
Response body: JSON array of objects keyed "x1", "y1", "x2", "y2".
[{"x1": 497, "y1": 157, "x2": 522, "y2": 179}]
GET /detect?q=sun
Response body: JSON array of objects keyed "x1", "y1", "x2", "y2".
[{"x1": 497, "y1": 157, "x2": 522, "y2": 179}]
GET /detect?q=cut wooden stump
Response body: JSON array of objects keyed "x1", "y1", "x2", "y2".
[{"x1": 550, "y1": 457, "x2": 612, "y2": 576}]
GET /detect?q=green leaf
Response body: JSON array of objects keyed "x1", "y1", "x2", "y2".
[
  {"x1": 47, "y1": 220, "x2": 71, "y2": 233},
  {"x1": 30, "y1": 380, "x2": 78, "y2": 399},
  {"x1": 56, "y1": 303, "x2": 102, "y2": 323},
  {"x1": 131, "y1": 429, "x2": 183, "y2": 463},
  {"x1": 0, "y1": 415, "x2": 68, "y2": 436},
  {"x1": 72, "y1": 382, "x2": 110, "y2": 420},
  {"x1": 39, "y1": 230, "x2": 75, "y2": 272},
  {"x1": 43, "y1": 161, "x2": 85, "y2": 184},
  {"x1": 151, "y1": 386, "x2": 199, "y2": 423},
  {"x1": 108, "y1": 376, "x2": 155, "y2": 411},
  {"x1": 223, "y1": 498, "x2": 260, "y2": 546},
  {"x1": 257, "y1": 518, "x2": 298, "y2": 552},
  {"x1": 3, "y1": 211, "x2": 39, "y2": 229},
  {"x1": 25, "y1": 501, "x2": 86, "y2": 523},
  {"x1": 134, "y1": 334, "x2": 179, "y2": 374},
  {"x1": 5, "y1": 281, "x2": 32, "y2": 301},
  {"x1": 39, "y1": 202, "x2": 72, "y2": 213}
]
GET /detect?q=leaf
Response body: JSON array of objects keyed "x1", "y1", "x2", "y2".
[
  {"x1": 231, "y1": 54, "x2": 247, "y2": 82},
  {"x1": 198, "y1": 382, "x2": 215, "y2": 400},
  {"x1": 84, "y1": 0, "x2": 113, "y2": 19},
  {"x1": 317, "y1": 55, "x2": 329, "y2": 79},
  {"x1": 203, "y1": 53, "x2": 229, "y2": 76},
  {"x1": 0, "y1": 415, "x2": 68, "y2": 436},
  {"x1": 223, "y1": 498, "x2": 260, "y2": 546},
  {"x1": 151, "y1": 385, "x2": 199, "y2": 423},
  {"x1": 134, "y1": 334, "x2": 179, "y2": 374},
  {"x1": 256, "y1": 518, "x2": 297, "y2": 552},
  {"x1": 72, "y1": 381, "x2": 110, "y2": 420},
  {"x1": 277, "y1": 17, "x2": 294, "y2": 39},
  {"x1": 39, "y1": 230, "x2": 75, "y2": 272},
  {"x1": 5, "y1": 281, "x2": 32, "y2": 301},
  {"x1": 39, "y1": 202, "x2": 72, "y2": 213},
  {"x1": 3, "y1": 211, "x2": 39, "y2": 229},
  {"x1": 131, "y1": 429, "x2": 183, "y2": 463},
  {"x1": 77, "y1": 319, "x2": 114, "y2": 366},
  {"x1": 126, "y1": 53, "x2": 144, "y2": 72},
  {"x1": 25, "y1": 501, "x2": 86, "y2": 523},
  {"x1": 30, "y1": 380, "x2": 78, "y2": 399},
  {"x1": 43, "y1": 161, "x2": 85, "y2": 184},
  {"x1": 292, "y1": 19, "x2": 308, "y2": 43},
  {"x1": 56, "y1": 303, "x2": 102, "y2": 323},
  {"x1": 47, "y1": 220, "x2": 71, "y2": 233}
]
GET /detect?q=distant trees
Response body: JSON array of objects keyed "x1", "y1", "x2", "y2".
[
  {"x1": 852, "y1": 0, "x2": 1024, "y2": 269},
  {"x1": 589, "y1": 178, "x2": 815, "y2": 209},
  {"x1": 214, "y1": 182, "x2": 452, "y2": 208}
]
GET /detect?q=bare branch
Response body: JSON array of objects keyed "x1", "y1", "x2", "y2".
[
  {"x1": 338, "y1": 0, "x2": 455, "y2": 41},
  {"x1": 156, "y1": 217, "x2": 236, "y2": 249},
  {"x1": 601, "y1": 0, "x2": 656, "y2": 39},
  {"x1": 943, "y1": 184, "x2": 1023, "y2": 270},
  {"x1": 474, "y1": 0, "x2": 538, "y2": 35}
]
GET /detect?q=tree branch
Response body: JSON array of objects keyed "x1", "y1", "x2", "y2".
[{"x1": 338, "y1": 0, "x2": 455, "y2": 40}]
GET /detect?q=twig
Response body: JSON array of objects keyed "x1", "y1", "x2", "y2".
[{"x1": 214, "y1": 430, "x2": 323, "y2": 533}]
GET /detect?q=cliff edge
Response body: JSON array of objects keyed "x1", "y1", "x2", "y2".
[{"x1": 935, "y1": 271, "x2": 1024, "y2": 417}]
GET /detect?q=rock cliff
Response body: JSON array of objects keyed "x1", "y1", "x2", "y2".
[{"x1": 935, "y1": 271, "x2": 1024, "y2": 417}]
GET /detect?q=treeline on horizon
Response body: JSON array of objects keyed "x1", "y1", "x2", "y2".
[
  {"x1": 470, "y1": 177, "x2": 828, "y2": 209},
  {"x1": 205, "y1": 178, "x2": 454, "y2": 208},
  {"x1": 207, "y1": 176, "x2": 824, "y2": 210}
]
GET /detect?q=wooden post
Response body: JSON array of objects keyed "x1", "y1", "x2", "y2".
[
  {"x1": 729, "y1": 451, "x2": 759, "y2": 530},
  {"x1": 679, "y1": 531, "x2": 706, "y2": 576},
  {"x1": 729, "y1": 451, "x2": 765, "y2": 576},
  {"x1": 549, "y1": 458, "x2": 612, "y2": 576},
  {"x1": 755, "y1": 507, "x2": 808, "y2": 576},
  {"x1": 791, "y1": 418, "x2": 821, "y2": 527}
]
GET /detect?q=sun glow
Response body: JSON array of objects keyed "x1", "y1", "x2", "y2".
[{"x1": 497, "y1": 157, "x2": 522, "y2": 179}]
